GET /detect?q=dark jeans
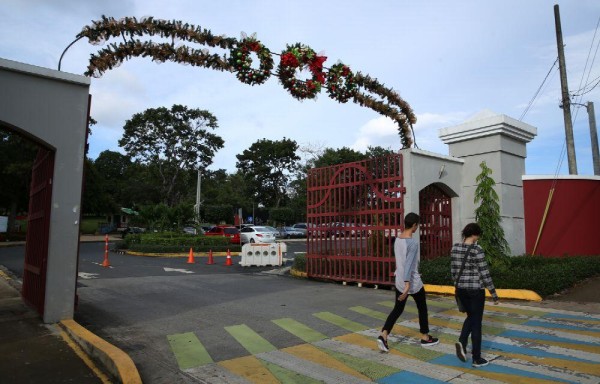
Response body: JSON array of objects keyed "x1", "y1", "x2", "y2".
[
  {"x1": 382, "y1": 287, "x2": 430, "y2": 335},
  {"x1": 456, "y1": 288, "x2": 486, "y2": 359}
]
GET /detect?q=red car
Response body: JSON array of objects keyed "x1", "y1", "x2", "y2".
[{"x1": 204, "y1": 225, "x2": 240, "y2": 244}]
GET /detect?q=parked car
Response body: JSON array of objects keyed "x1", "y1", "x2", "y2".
[
  {"x1": 204, "y1": 225, "x2": 240, "y2": 244},
  {"x1": 263, "y1": 226, "x2": 281, "y2": 239},
  {"x1": 183, "y1": 226, "x2": 197, "y2": 235},
  {"x1": 291, "y1": 223, "x2": 307, "y2": 236},
  {"x1": 239, "y1": 225, "x2": 277, "y2": 244},
  {"x1": 121, "y1": 226, "x2": 145, "y2": 239},
  {"x1": 278, "y1": 226, "x2": 305, "y2": 239}
]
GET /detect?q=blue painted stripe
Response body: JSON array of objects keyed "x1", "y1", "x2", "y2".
[
  {"x1": 378, "y1": 370, "x2": 446, "y2": 384},
  {"x1": 543, "y1": 312, "x2": 600, "y2": 321},
  {"x1": 481, "y1": 340, "x2": 596, "y2": 363},
  {"x1": 429, "y1": 355, "x2": 573, "y2": 383},
  {"x1": 500, "y1": 329, "x2": 600, "y2": 346},
  {"x1": 523, "y1": 320, "x2": 600, "y2": 333}
]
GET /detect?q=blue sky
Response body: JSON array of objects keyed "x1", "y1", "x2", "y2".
[{"x1": 2, "y1": 0, "x2": 599, "y2": 176}]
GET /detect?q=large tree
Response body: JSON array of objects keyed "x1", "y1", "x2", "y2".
[
  {"x1": 119, "y1": 105, "x2": 224, "y2": 206},
  {"x1": 312, "y1": 146, "x2": 366, "y2": 168},
  {"x1": 236, "y1": 138, "x2": 300, "y2": 208}
]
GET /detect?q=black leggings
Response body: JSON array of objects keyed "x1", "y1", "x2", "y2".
[
  {"x1": 457, "y1": 288, "x2": 486, "y2": 359},
  {"x1": 381, "y1": 287, "x2": 430, "y2": 335}
]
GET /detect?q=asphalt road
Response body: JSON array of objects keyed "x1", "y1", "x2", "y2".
[{"x1": 2, "y1": 242, "x2": 599, "y2": 384}]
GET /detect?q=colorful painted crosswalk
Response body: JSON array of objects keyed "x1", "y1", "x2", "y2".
[{"x1": 168, "y1": 297, "x2": 600, "y2": 383}]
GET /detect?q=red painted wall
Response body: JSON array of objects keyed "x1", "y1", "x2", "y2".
[{"x1": 523, "y1": 177, "x2": 600, "y2": 256}]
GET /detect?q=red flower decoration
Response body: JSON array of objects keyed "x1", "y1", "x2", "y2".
[{"x1": 278, "y1": 43, "x2": 326, "y2": 100}]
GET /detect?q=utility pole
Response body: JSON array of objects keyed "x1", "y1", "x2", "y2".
[
  {"x1": 586, "y1": 102, "x2": 600, "y2": 175},
  {"x1": 554, "y1": 4, "x2": 578, "y2": 174}
]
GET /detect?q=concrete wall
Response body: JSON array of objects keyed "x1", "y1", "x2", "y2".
[
  {"x1": 523, "y1": 175, "x2": 600, "y2": 256},
  {"x1": 0, "y1": 58, "x2": 90, "y2": 323},
  {"x1": 400, "y1": 148, "x2": 463, "y2": 240},
  {"x1": 439, "y1": 110, "x2": 537, "y2": 255}
]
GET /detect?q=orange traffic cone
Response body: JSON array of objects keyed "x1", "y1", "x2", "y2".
[
  {"x1": 102, "y1": 234, "x2": 111, "y2": 267},
  {"x1": 206, "y1": 249, "x2": 214, "y2": 265},
  {"x1": 187, "y1": 247, "x2": 195, "y2": 264},
  {"x1": 225, "y1": 249, "x2": 232, "y2": 266}
]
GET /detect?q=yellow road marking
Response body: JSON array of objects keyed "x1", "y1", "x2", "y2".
[
  {"x1": 218, "y1": 355, "x2": 280, "y2": 384},
  {"x1": 283, "y1": 344, "x2": 371, "y2": 380}
]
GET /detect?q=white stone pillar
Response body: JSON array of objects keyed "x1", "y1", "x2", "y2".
[{"x1": 439, "y1": 110, "x2": 537, "y2": 255}]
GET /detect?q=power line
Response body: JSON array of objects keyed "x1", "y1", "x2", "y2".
[
  {"x1": 572, "y1": 15, "x2": 600, "y2": 102},
  {"x1": 519, "y1": 58, "x2": 558, "y2": 121}
]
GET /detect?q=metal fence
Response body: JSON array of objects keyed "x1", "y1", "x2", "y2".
[{"x1": 306, "y1": 154, "x2": 404, "y2": 286}]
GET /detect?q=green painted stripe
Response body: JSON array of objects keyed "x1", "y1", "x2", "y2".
[
  {"x1": 391, "y1": 341, "x2": 445, "y2": 361},
  {"x1": 167, "y1": 332, "x2": 213, "y2": 369},
  {"x1": 316, "y1": 345, "x2": 400, "y2": 380},
  {"x1": 262, "y1": 360, "x2": 326, "y2": 384},
  {"x1": 314, "y1": 312, "x2": 368, "y2": 332},
  {"x1": 349, "y1": 306, "x2": 388, "y2": 321},
  {"x1": 377, "y1": 301, "x2": 419, "y2": 315},
  {"x1": 426, "y1": 298, "x2": 455, "y2": 309},
  {"x1": 377, "y1": 300, "x2": 456, "y2": 313},
  {"x1": 225, "y1": 324, "x2": 277, "y2": 354},
  {"x1": 272, "y1": 318, "x2": 327, "y2": 343}
]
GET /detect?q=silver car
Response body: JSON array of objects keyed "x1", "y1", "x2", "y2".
[{"x1": 239, "y1": 225, "x2": 277, "y2": 244}]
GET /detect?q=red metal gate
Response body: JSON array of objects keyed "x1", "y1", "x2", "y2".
[
  {"x1": 419, "y1": 184, "x2": 452, "y2": 259},
  {"x1": 22, "y1": 148, "x2": 54, "y2": 316},
  {"x1": 306, "y1": 154, "x2": 404, "y2": 286}
]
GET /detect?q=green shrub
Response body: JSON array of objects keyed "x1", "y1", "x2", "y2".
[
  {"x1": 123, "y1": 231, "x2": 234, "y2": 250},
  {"x1": 292, "y1": 252, "x2": 306, "y2": 273},
  {"x1": 419, "y1": 256, "x2": 453, "y2": 285},
  {"x1": 420, "y1": 254, "x2": 600, "y2": 297},
  {"x1": 80, "y1": 220, "x2": 99, "y2": 235},
  {"x1": 128, "y1": 244, "x2": 241, "y2": 253}
]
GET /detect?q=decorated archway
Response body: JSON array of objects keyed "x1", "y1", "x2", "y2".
[{"x1": 63, "y1": 16, "x2": 417, "y2": 148}]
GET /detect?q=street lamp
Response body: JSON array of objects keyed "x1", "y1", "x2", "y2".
[{"x1": 194, "y1": 169, "x2": 202, "y2": 223}]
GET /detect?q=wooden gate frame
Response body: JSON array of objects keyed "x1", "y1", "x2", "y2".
[
  {"x1": 419, "y1": 183, "x2": 453, "y2": 260},
  {"x1": 306, "y1": 154, "x2": 404, "y2": 286},
  {"x1": 22, "y1": 148, "x2": 54, "y2": 314}
]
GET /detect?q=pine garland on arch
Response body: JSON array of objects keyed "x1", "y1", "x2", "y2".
[{"x1": 75, "y1": 15, "x2": 417, "y2": 148}]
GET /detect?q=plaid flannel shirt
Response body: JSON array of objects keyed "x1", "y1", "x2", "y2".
[{"x1": 451, "y1": 243, "x2": 498, "y2": 300}]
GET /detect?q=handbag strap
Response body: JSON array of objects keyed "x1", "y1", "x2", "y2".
[{"x1": 455, "y1": 244, "x2": 475, "y2": 288}]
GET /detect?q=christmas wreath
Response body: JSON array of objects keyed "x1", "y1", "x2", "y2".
[
  {"x1": 277, "y1": 43, "x2": 327, "y2": 100},
  {"x1": 326, "y1": 63, "x2": 356, "y2": 103},
  {"x1": 229, "y1": 35, "x2": 273, "y2": 85}
]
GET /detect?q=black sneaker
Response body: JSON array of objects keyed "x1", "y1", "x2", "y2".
[
  {"x1": 377, "y1": 336, "x2": 389, "y2": 352},
  {"x1": 455, "y1": 342, "x2": 466, "y2": 362},
  {"x1": 420, "y1": 335, "x2": 439, "y2": 347},
  {"x1": 472, "y1": 358, "x2": 489, "y2": 367}
]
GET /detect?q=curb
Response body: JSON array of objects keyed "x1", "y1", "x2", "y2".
[
  {"x1": 289, "y1": 269, "x2": 542, "y2": 301},
  {"x1": 290, "y1": 268, "x2": 307, "y2": 278},
  {"x1": 423, "y1": 284, "x2": 543, "y2": 302},
  {"x1": 59, "y1": 319, "x2": 142, "y2": 384}
]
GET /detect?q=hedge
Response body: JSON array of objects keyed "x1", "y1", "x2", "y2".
[
  {"x1": 121, "y1": 232, "x2": 240, "y2": 253},
  {"x1": 292, "y1": 253, "x2": 600, "y2": 298},
  {"x1": 127, "y1": 244, "x2": 241, "y2": 253}
]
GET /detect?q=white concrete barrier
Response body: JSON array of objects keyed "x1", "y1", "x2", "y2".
[{"x1": 240, "y1": 243, "x2": 286, "y2": 267}]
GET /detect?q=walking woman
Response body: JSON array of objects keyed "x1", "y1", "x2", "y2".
[{"x1": 451, "y1": 223, "x2": 499, "y2": 367}]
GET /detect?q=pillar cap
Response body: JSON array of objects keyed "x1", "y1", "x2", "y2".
[{"x1": 438, "y1": 109, "x2": 537, "y2": 144}]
